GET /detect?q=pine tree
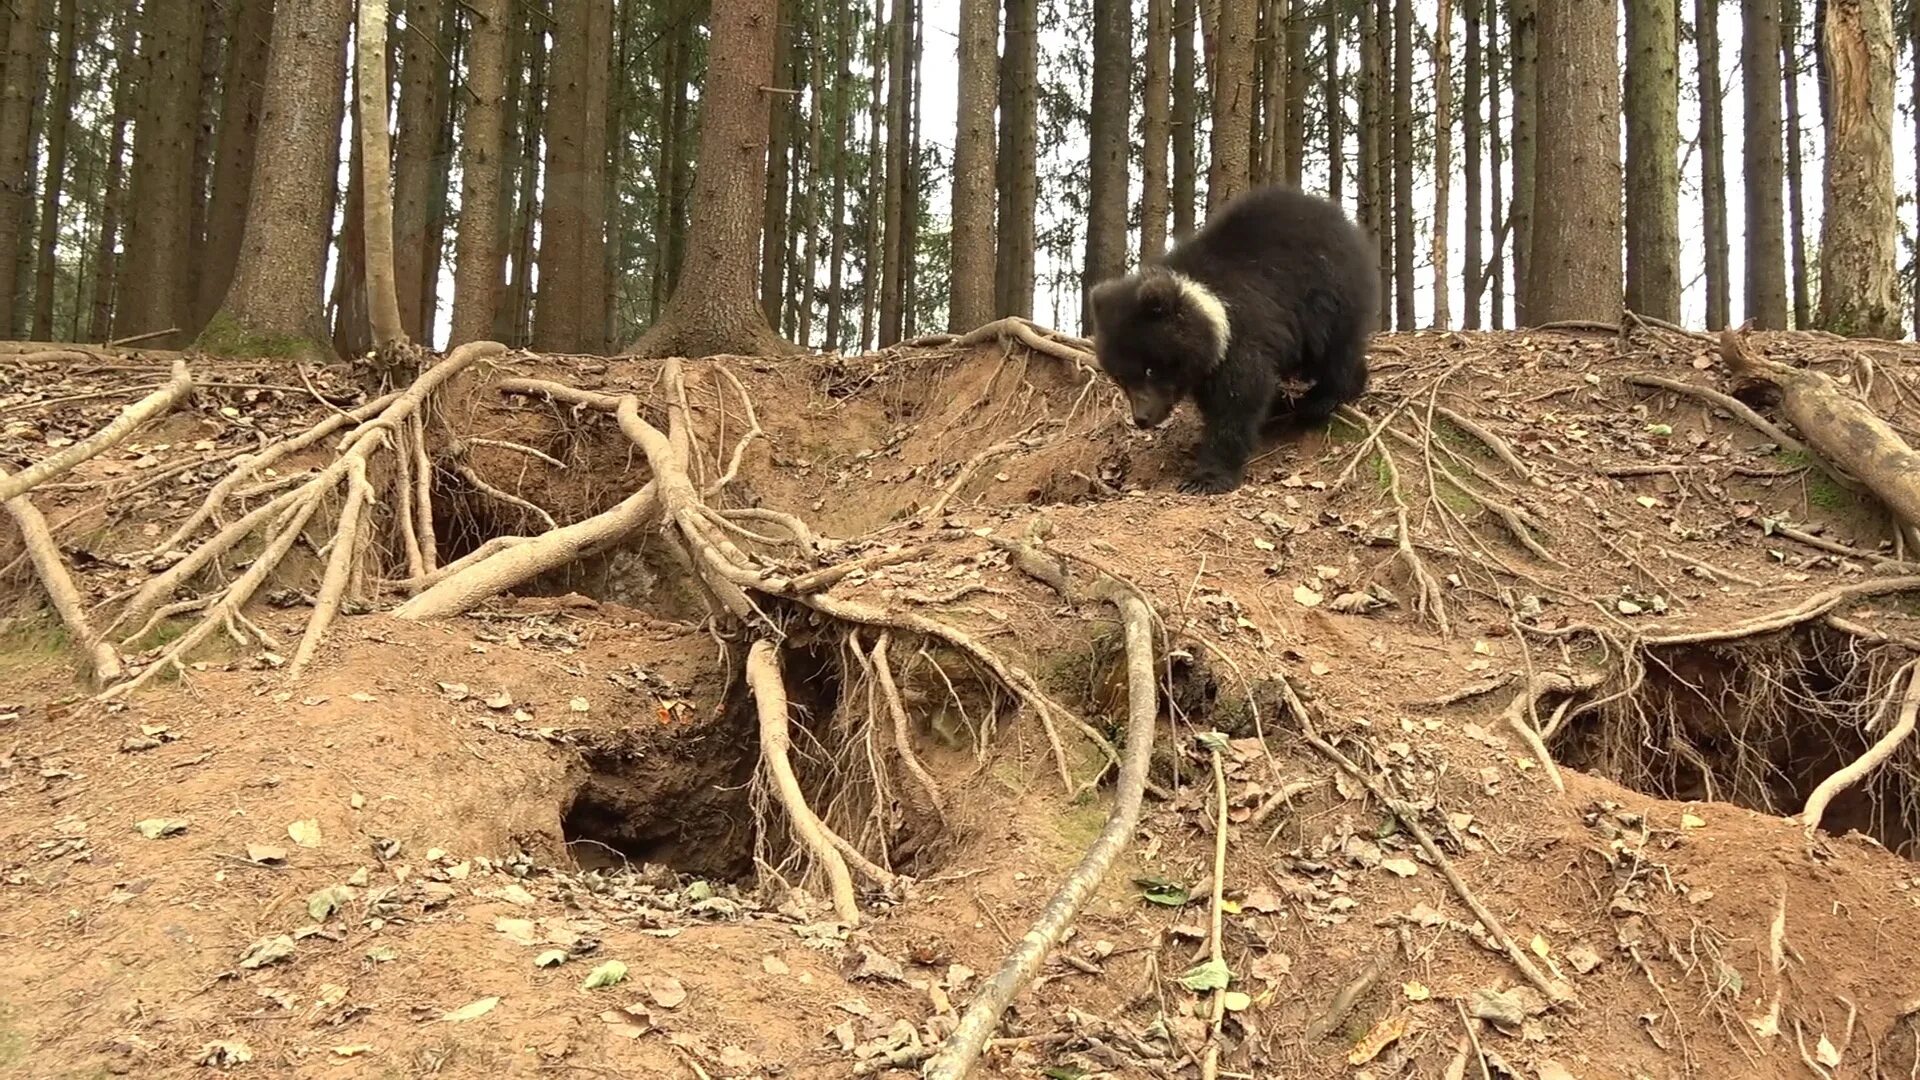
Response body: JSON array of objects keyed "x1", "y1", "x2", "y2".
[
  {"x1": 451, "y1": 0, "x2": 508, "y2": 345},
  {"x1": 948, "y1": 0, "x2": 997, "y2": 329},
  {"x1": 1624, "y1": 0, "x2": 1681, "y2": 320},
  {"x1": 1431, "y1": 0, "x2": 1452, "y2": 328},
  {"x1": 1084, "y1": 0, "x2": 1131, "y2": 326},
  {"x1": 1698, "y1": 0, "x2": 1732, "y2": 328},
  {"x1": 1742, "y1": 0, "x2": 1790, "y2": 327},
  {"x1": 536, "y1": 0, "x2": 614, "y2": 353},
  {"x1": 1817, "y1": 0, "x2": 1900, "y2": 336},
  {"x1": 1141, "y1": 0, "x2": 1172, "y2": 258},
  {"x1": 123, "y1": 1, "x2": 208, "y2": 342},
  {"x1": 1526, "y1": 0, "x2": 1621, "y2": 323},
  {"x1": 1208, "y1": 0, "x2": 1256, "y2": 209},
  {"x1": 1464, "y1": 0, "x2": 1483, "y2": 328}
]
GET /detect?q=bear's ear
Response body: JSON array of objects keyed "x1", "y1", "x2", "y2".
[{"x1": 1135, "y1": 272, "x2": 1182, "y2": 319}]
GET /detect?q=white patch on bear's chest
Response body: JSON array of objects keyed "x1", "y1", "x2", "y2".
[{"x1": 1168, "y1": 271, "x2": 1231, "y2": 368}]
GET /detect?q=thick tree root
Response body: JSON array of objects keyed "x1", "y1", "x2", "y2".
[
  {"x1": 748, "y1": 639, "x2": 862, "y2": 926},
  {"x1": 1801, "y1": 660, "x2": 1920, "y2": 834},
  {"x1": 2, "y1": 470, "x2": 122, "y2": 684},
  {"x1": 0, "y1": 360, "x2": 192, "y2": 503}
]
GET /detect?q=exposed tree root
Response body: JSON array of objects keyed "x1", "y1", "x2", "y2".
[
  {"x1": 1645, "y1": 577, "x2": 1920, "y2": 646},
  {"x1": 0, "y1": 359, "x2": 191, "y2": 503},
  {"x1": 1622, "y1": 371, "x2": 1811, "y2": 458},
  {"x1": 2, "y1": 470, "x2": 121, "y2": 684},
  {"x1": 922, "y1": 584, "x2": 1157, "y2": 1080},
  {"x1": 1801, "y1": 660, "x2": 1920, "y2": 834},
  {"x1": 1199, "y1": 736, "x2": 1231, "y2": 1080},
  {"x1": 1499, "y1": 670, "x2": 1605, "y2": 791},
  {"x1": 747, "y1": 639, "x2": 861, "y2": 926},
  {"x1": 871, "y1": 634, "x2": 949, "y2": 824}
]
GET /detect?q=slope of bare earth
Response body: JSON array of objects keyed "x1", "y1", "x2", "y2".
[{"x1": 3, "y1": 326, "x2": 1920, "y2": 1079}]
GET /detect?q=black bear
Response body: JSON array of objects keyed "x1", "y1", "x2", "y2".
[{"x1": 1088, "y1": 184, "x2": 1377, "y2": 494}]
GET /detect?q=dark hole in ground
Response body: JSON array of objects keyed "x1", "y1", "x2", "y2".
[
  {"x1": 1559, "y1": 629, "x2": 1920, "y2": 858},
  {"x1": 563, "y1": 727, "x2": 759, "y2": 879}
]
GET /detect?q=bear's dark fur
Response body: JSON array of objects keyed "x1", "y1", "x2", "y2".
[{"x1": 1088, "y1": 184, "x2": 1377, "y2": 494}]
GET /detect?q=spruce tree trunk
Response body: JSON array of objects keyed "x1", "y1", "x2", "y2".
[
  {"x1": 994, "y1": 0, "x2": 1037, "y2": 315},
  {"x1": 1324, "y1": 1, "x2": 1342, "y2": 203},
  {"x1": 121, "y1": 0, "x2": 203, "y2": 345},
  {"x1": 1431, "y1": 0, "x2": 1452, "y2": 328},
  {"x1": 1391, "y1": 0, "x2": 1412, "y2": 329},
  {"x1": 1257, "y1": 0, "x2": 1280, "y2": 182},
  {"x1": 1526, "y1": 0, "x2": 1622, "y2": 323},
  {"x1": 860, "y1": 0, "x2": 885, "y2": 346},
  {"x1": 331, "y1": 92, "x2": 370, "y2": 359},
  {"x1": 824, "y1": 0, "x2": 852, "y2": 348},
  {"x1": 948, "y1": 0, "x2": 997, "y2": 330},
  {"x1": 1698, "y1": 0, "x2": 1732, "y2": 328},
  {"x1": 392, "y1": 0, "x2": 445, "y2": 340},
  {"x1": 1509, "y1": 0, "x2": 1536, "y2": 323},
  {"x1": 797, "y1": 8, "x2": 825, "y2": 346},
  {"x1": 1742, "y1": 0, "x2": 1790, "y2": 328},
  {"x1": 1084, "y1": 0, "x2": 1130, "y2": 327},
  {"x1": 1816, "y1": 0, "x2": 1900, "y2": 337},
  {"x1": 1170, "y1": 0, "x2": 1198, "y2": 238},
  {"x1": 1464, "y1": 0, "x2": 1482, "y2": 329},
  {"x1": 534, "y1": 0, "x2": 612, "y2": 353},
  {"x1": 357, "y1": 0, "x2": 408, "y2": 351},
  {"x1": 86, "y1": 10, "x2": 133, "y2": 343},
  {"x1": 760, "y1": 0, "x2": 795, "y2": 328},
  {"x1": 1284, "y1": 0, "x2": 1306, "y2": 185},
  {"x1": 1141, "y1": 0, "x2": 1172, "y2": 258},
  {"x1": 1624, "y1": 0, "x2": 1681, "y2": 320},
  {"x1": 31, "y1": 0, "x2": 74, "y2": 341},
  {"x1": 628, "y1": 0, "x2": 789, "y2": 357},
  {"x1": 207, "y1": 0, "x2": 347, "y2": 355},
  {"x1": 504, "y1": 23, "x2": 546, "y2": 344},
  {"x1": 1487, "y1": 8, "x2": 1504, "y2": 328},
  {"x1": 451, "y1": 0, "x2": 507, "y2": 346},
  {"x1": 1783, "y1": 0, "x2": 1812, "y2": 326},
  {"x1": 902, "y1": 0, "x2": 923, "y2": 338},
  {"x1": 195, "y1": 0, "x2": 272, "y2": 334},
  {"x1": 1207, "y1": 0, "x2": 1256, "y2": 211},
  {"x1": 1364, "y1": 0, "x2": 1391, "y2": 326},
  {"x1": 877, "y1": 0, "x2": 910, "y2": 344}
]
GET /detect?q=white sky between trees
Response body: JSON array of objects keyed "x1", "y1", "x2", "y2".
[{"x1": 408, "y1": 0, "x2": 1920, "y2": 349}]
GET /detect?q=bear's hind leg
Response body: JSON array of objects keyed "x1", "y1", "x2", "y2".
[{"x1": 1289, "y1": 331, "x2": 1370, "y2": 424}]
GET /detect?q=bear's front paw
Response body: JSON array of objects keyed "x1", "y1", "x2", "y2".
[{"x1": 1177, "y1": 469, "x2": 1242, "y2": 495}]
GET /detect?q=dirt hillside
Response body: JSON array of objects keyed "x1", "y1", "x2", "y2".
[{"x1": 4, "y1": 324, "x2": 1920, "y2": 1079}]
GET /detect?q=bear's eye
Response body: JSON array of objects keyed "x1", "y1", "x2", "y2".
[{"x1": 1143, "y1": 367, "x2": 1156, "y2": 380}]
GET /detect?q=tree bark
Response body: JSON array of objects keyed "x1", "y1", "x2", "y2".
[
  {"x1": 1207, "y1": 0, "x2": 1256, "y2": 211},
  {"x1": 208, "y1": 0, "x2": 346, "y2": 355},
  {"x1": 1784, "y1": 0, "x2": 1811, "y2": 326},
  {"x1": 503, "y1": 17, "x2": 547, "y2": 344},
  {"x1": 760, "y1": 0, "x2": 795, "y2": 328},
  {"x1": 331, "y1": 95, "x2": 370, "y2": 358},
  {"x1": 31, "y1": 0, "x2": 75, "y2": 341},
  {"x1": 1698, "y1": 0, "x2": 1731, "y2": 328},
  {"x1": 85, "y1": 9, "x2": 133, "y2": 342},
  {"x1": 1742, "y1": 0, "x2": 1790, "y2": 328},
  {"x1": 1624, "y1": 0, "x2": 1681, "y2": 320},
  {"x1": 1391, "y1": 0, "x2": 1412, "y2": 329},
  {"x1": 1364, "y1": 0, "x2": 1390, "y2": 326},
  {"x1": 358, "y1": 0, "x2": 408, "y2": 351},
  {"x1": 1324, "y1": 0, "x2": 1342, "y2": 204},
  {"x1": 392, "y1": 0, "x2": 446, "y2": 341},
  {"x1": 949, "y1": 0, "x2": 997, "y2": 329},
  {"x1": 1284, "y1": 0, "x2": 1306, "y2": 185},
  {"x1": 0, "y1": 0, "x2": 45, "y2": 337},
  {"x1": 824, "y1": 0, "x2": 852, "y2": 349},
  {"x1": 1464, "y1": 0, "x2": 1482, "y2": 328},
  {"x1": 1141, "y1": 0, "x2": 1172, "y2": 258},
  {"x1": 1084, "y1": 0, "x2": 1130, "y2": 327},
  {"x1": 1170, "y1": 0, "x2": 1198, "y2": 238},
  {"x1": 1431, "y1": 0, "x2": 1452, "y2": 328},
  {"x1": 877, "y1": 0, "x2": 910, "y2": 344},
  {"x1": 451, "y1": 0, "x2": 507, "y2": 346},
  {"x1": 120, "y1": 0, "x2": 204, "y2": 345},
  {"x1": 195, "y1": 0, "x2": 273, "y2": 335},
  {"x1": 1487, "y1": 5, "x2": 1504, "y2": 327},
  {"x1": 628, "y1": 0, "x2": 789, "y2": 357},
  {"x1": 861, "y1": 0, "x2": 885, "y2": 345},
  {"x1": 1526, "y1": 0, "x2": 1622, "y2": 323},
  {"x1": 1509, "y1": 0, "x2": 1536, "y2": 323},
  {"x1": 1816, "y1": 0, "x2": 1900, "y2": 337},
  {"x1": 535, "y1": 0, "x2": 613, "y2": 353}
]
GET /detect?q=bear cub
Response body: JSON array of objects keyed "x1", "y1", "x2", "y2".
[{"x1": 1088, "y1": 184, "x2": 1378, "y2": 494}]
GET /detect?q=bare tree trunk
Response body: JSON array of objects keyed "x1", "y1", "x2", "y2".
[
  {"x1": 504, "y1": 22, "x2": 546, "y2": 344},
  {"x1": 1624, "y1": 0, "x2": 1681, "y2": 320},
  {"x1": 1171, "y1": 0, "x2": 1198, "y2": 237},
  {"x1": 423, "y1": 4, "x2": 459, "y2": 343},
  {"x1": 1141, "y1": 0, "x2": 1172, "y2": 258},
  {"x1": 451, "y1": 0, "x2": 507, "y2": 345},
  {"x1": 824, "y1": 0, "x2": 852, "y2": 349},
  {"x1": 121, "y1": 0, "x2": 204, "y2": 344},
  {"x1": 761, "y1": 0, "x2": 795, "y2": 327},
  {"x1": 358, "y1": 0, "x2": 408, "y2": 350},
  {"x1": 1698, "y1": 0, "x2": 1731, "y2": 328},
  {"x1": 85, "y1": 9, "x2": 133, "y2": 342},
  {"x1": 1431, "y1": 0, "x2": 1452, "y2": 328},
  {"x1": 1526, "y1": 0, "x2": 1622, "y2": 323},
  {"x1": 0, "y1": 0, "x2": 44, "y2": 337},
  {"x1": 392, "y1": 0, "x2": 445, "y2": 340},
  {"x1": 949, "y1": 0, "x2": 997, "y2": 329},
  {"x1": 628, "y1": 0, "x2": 789, "y2": 357},
  {"x1": 1085, "y1": 0, "x2": 1130, "y2": 326},
  {"x1": 861, "y1": 0, "x2": 885, "y2": 346},
  {"x1": 209, "y1": 0, "x2": 347, "y2": 355},
  {"x1": 1391, "y1": 0, "x2": 1412, "y2": 329},
  {"x1": 1783, "y1": 0, "x2": 1812, "y2": 326},
  {"x1": 878, "y1": 0, "x2": 910, "y2": 344},
  {"x1": 902, "y1": 0, "x2": 923, "y2": 338},
  {"x1": 195, "y1": 0, "x2": 272, "y2": 334},
  {"x1": 1208, "y1": 0, "x2": 1256, "y2": 210},
  {"x1": 1817, "y1": 0, "x2": 1900, "y2": 336},
  {"x1": 1509, "y1": 0, "x2": 1535, "y2": 323},
  {"x1": 31, "y1": 0, "x2": 75, "y2": 341},
  {"x1": 1324, "y1": 0, "x2": 1342, "y2": 203},
  {"x1": 796, "y1": 6, "x2": 825, "y2": 346},
  {"x1": 1488, "y1": 6, "x2": 1504, "y2": 328},
  {"x1": 1364, "y1": 0, "x2": 1391, "y2": 326},
  {"x1": 1257, "y1": 0, "x2": 1279, "y2": 182},
  {"x1": 535, "y1": 0, "x2": 612, "y2": 353},
  {"x1": 1464, "y1": 0, "x2": 1482, "y2": 328},
  {"x1": 332, "y1": 102, "x2": 370, "y2": 358},
  {"x1": 1743, "y1": 0, "x2": 1790, "y2": 328},
  {"x1": 1284, "y1": 0, "x2": 1306, "y2": 185}
]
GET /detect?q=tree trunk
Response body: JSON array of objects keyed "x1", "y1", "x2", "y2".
[
  {"x1": 1783, "y1": 0, "x2": 1812, "y2": 327},
  {"x1": 1526, "y1": 0, "x2": 1621, "y2": 323},
  {"x1": 628, "y1": 0, "x2": 789, "y2": 357},
  {"x1": 195, "y1": 0, "x2": 273, "y2": 335},
  {"x1": 1171, "y1": 0, "x2": 1198, "y2": 238},
  {"x1": 451, "y1": 0, "x2": 507, "y2": 346},
  {"x1": 424, "y1": 3, "x2": 460, "y2": 343},
  {"x1": 331, "y1": 94, "x2": 370, "y2": 358},
  {"x1": 1365, "y1": 0, "x2": 1391, "y2": 327},
  {"x1": 208, "y1": 0, "x2": 346, "y2": 355},
  {"x1": 1207, "y1": 0, "x2": 1255, "y2": 211},
  {"x1": 1284, "y1": 0, "x2": 1306, "y2": 185},
  {"x1": 1742, "y1": 0, "x2": 1790, "y2": 328},
  {"x1": 824, "y1": 0, "x2": 852, "y2": 349},
  {"x1": 761, "y1": 0, "x2": 795, "y2": 327},
  {"x1": 1698, "y1": 0, "x2": 1731, "y2": 328},
  {"x1": 31, "y1": 0, "x2": 75, "y2": 341},
  {"x1": 535, "y1": 0, "x2": 612, "y2": 353},
  {"x1": 87, "y1": 9, "x2": 133, "y2": 342},
  {"x1": 1509, "y1": 0, "x2": 1535, "y2": 323},
  {"x1": 1257, "y1": 0, "x2": 1279, "y2": 183},
  {"x1": 1084, "y1": 0, "x2": 1130, "y2": 327},
  {"x1": 1464, "y1": 0, "x2": 1482, "y2": 329},
  {"x1": 1816, "y1": 0, "x2": 1899, "y2": 337},
  {"x1": 121, "y1": 0, "x2": 204, "y2": 345},
  {"x1": 1487, "y1": 5, "x2": 1504, "y2": 328},
  {"x1": 861, "y1": 0, "x2": 885, "y2": 346},
  {"x1": 0, "y1": 0, "x2": 44, "y2": 338},
  {"x1": 902, "y1": 0, "x2": 923, "y2": 338},
  {"x1": 1911, "y1": 0, "x2": 1919, "y2": 327},
  {"x1": 1431, "y1": 0, "x2": 1452, "y2": 328},
  {"x1": 1624, "y1": 0, "x2": 1681, "y2": 320},
  {"x1": 796, "y1": 5, "x2": 825, "y2": 346},
  {"x1": 358, "y1": 0, "x2": 408, "y2": 351},
  {"x1": 949, "y1": 0, "x2": 997, "y2": 330},
  {"x1": 1391, "y1": 0, "x2": 1412, "y2": 329},
  {"x1": 1141, "y1": 0, "x2": 1172, "y2": 258},
  {"x1": 877, "y1": 0, "x2": 910, "y2": 344},
  {"x1": 392, "y1": 0, "x2": 445, "y2": 340},
  {"x1": 1324, "y1": 0, "x2": 1342, "y2": 203},
  {"x1": 503, "y1": 18, "x2": 547, "y2": 345}
]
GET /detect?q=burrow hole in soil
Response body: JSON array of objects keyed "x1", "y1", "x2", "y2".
[
  {"x1": 1556, "y1": 629, "x2": 1920, "y2": 858},
  {"x1": 560, "y1": 644, "x2": 852, "y2": 880}
]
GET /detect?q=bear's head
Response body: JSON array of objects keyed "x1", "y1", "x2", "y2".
[{"x1": 1088, "y1": 268, "x2": 1231, "y2": 429}]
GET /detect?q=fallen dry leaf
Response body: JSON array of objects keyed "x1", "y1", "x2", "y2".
[{"x1": 441, "y1": 996, "x2": 500, "y2": 1023}]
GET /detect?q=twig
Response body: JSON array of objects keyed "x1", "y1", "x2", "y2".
[
  {"x1": 463, "y1": 436, "x2": 567, "y2": 469},
  {"x1": 1659, "y1": 546, "x2": 1766, "y2": 587},
  {"x1": 1623, "y1": 372, "x2": 1809, "y2": 456},
  {"x1": 748, "y1": 639, "x2": 860, "y2": 926},
  {"x1": 1199, "y1": 739, "x2": 1230, "y2": 1080},
  {"x1": 1801, "y1": 661, "x2": 1920, "y2": 833}
]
